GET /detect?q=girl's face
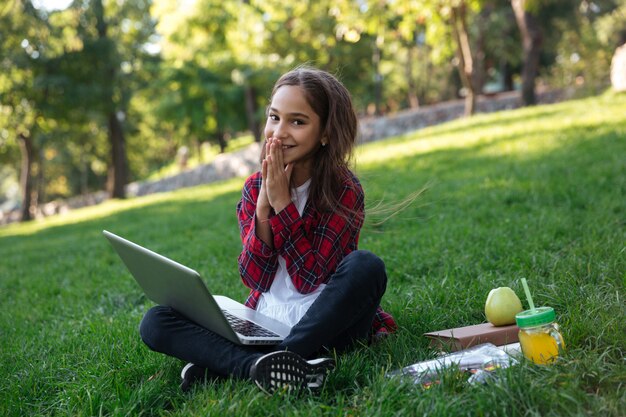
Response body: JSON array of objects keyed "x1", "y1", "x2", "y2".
[{"x1": 264, "y1": 85, "x2": 324, "y2": 175}]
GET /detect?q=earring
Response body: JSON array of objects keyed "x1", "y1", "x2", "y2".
[{"x1": 321, "y1": 142, "x2": 327, "y2": 147}]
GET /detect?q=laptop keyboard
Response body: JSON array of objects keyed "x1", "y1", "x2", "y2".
[{"x1": 222, "y1": 310, "x2": 280, "y2": 337}]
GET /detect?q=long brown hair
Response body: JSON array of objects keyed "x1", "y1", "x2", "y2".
[{"x1": 261, "y1": 66, "x2": 359, "y2": 217}]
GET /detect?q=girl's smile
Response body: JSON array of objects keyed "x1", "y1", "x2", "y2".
[{"x1": 264, "y1": 85, "x2": 324, "y2": 183}]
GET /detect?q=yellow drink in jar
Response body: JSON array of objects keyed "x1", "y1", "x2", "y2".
[
  {"x1": 516, "y1": 307, "x2": 565, "y2": 365},
  {"x1": 518, "y1": 328, "x2": 564, "y2": 364}
]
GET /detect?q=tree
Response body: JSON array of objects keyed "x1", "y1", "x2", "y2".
[
  {"x1": 4, "y1": 0, "x2": 624, "y2": 215},
  {"x1": 508, "y1": 0, "x2": 613, "y2": 105},
  {"x1": 153, "y1": 0, "x2": 266, "y2": 150},
  {"x1": 93, "y1": 0, "x2": 128, "y2": 198},
  {"x1": 32, "y1": 0, "x2": 159, "y2": 199},
  {"x1": 511, "y1": 0, "x2": 543, "y2": 105},
  {"x1": 152, "y1": 64, "x2": 246, "y2": 156},
  {"x1": 0, "y1": 0, "x2": 52, "y2": 221},
  {"x1": 332, "y1": 0, "x2": 434, "y2": 112},
  {"x1": 596, "y1": 0, "x2": 626, "y2": 47},
  {"x1": 448, "y1": 1, "x2": 480, "y2": 115},
  {"x1": 409, "y1": 1, "x2": 485, "y2": 115}
]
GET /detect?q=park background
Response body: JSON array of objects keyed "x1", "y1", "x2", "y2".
[
  {"x1": 1, "y1": 0, "x2": 625, "y2": 222},
  {"x1": 0, "y1": 1, "x2": 625, "y2": 416}
]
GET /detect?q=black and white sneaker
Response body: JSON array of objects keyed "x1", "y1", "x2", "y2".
[
  {"x1": 249, "y1": 351, "x2": 335, "y2": 395},
  {"x1": 180, "y1": 363, "x2": 215, "y2": 392}
]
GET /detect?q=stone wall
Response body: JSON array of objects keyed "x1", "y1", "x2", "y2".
[
  {"x1": 357, "y1": 88, "x2": 574, "y2": 144},
  {"x1": 125, "y1": 142, "x2": 262, "y2": 197}
]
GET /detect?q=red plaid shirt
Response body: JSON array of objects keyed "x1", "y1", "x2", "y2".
[{"x1": 237, "y1": 170, "x2": 397, "y2": 336}]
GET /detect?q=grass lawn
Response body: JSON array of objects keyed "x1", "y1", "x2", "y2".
[{"x1": 1, "y1": 91, "x2": 624, "y2": 416}]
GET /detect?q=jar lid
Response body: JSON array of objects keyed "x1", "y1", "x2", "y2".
[{"x1": 515, "y1": 307, "x2": 556, "y2": 328}]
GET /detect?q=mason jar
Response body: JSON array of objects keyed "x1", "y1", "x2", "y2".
[{"x1": 515, "y1": 306, "x2": 565, "y2": 365}]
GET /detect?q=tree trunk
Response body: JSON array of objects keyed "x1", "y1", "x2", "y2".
[
  {"x1": 511, "y1": 0, "x2": 543, "y2": 105},
  {"x1": 473, "y1": 7, "x2": 491, "y2": 95},
  {"x1": 96, "y1": 0, "x2": 128, "y2": 198},
  {"x1": 194, "y1": 139, "x2": 203, "y2": 162},
  {"x1": 217, "y1": 132, "x2": 227, "y2": 153},
  {"x1": 406, "y1": 44, "x2": 419, "y2": 108},
  {"x1": 18, "y1": 133, "x2": 35, "y2": 222},
  {"x1": 502, "y1": 60, "x2": 515, "y2": 91},
  {"x1": 244, "y1": 84, "x2": 261, "y2": 142},
  {"x1": 34, "y1": 148, "x2": 44, "y2": 210},
  {"x1": 107, "y1": 111, "x2": 128, "y2": 198},
  {"x1": 373, "y1": 36, "x2": 383, "y2": 115},
  {"x1": 81, "y1": 150, "x2": 89, "y2": 196},
  {"x1": 450, "y1": 3, "x2": 476, "y2": 116}
]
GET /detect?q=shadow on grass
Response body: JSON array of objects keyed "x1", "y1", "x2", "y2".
[
  {"x1": 0, "y1": 185, "x2": 243, "y2": 252},
  {"x1": 386, "y1": 105, "x2": 569, "y2": 145}
]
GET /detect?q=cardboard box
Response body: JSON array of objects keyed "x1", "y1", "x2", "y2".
[{"x1": 424, "y1": 322, "x2": 520, "y2": 352}]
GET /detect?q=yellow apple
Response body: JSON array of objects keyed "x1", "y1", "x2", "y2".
[{"x1": 485, "y1": 287, "x2": 523, "y2": 326}]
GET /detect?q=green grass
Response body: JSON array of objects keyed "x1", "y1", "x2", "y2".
[{"x1": 1, "y1": 91, "x2": 625, "y2": 416}]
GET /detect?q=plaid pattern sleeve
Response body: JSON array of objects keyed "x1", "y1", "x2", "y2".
[
  {"x1": 237, "y1": 172, "x2": 279, "y2": 293},
  {"x1": 268, "y1": 173, "x2": 364, "y2": 294},
  {"x1": 372, "y1": 306, "x2": 398, "y2": 335}
]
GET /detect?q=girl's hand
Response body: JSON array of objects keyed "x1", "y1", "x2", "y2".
[
  {"x1": 256, "y1": 165, "x2": 271, "y2": 220},
  {"x1": 256, "y1": 140, "x2": 272, "y2": 220},
  {"x1": 264, "y1": 138, "x2": 292, "y2": 213}
]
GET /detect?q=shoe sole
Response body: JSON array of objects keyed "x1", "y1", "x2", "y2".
[
  {"x1": 180, "y1": 363, "x2": 217, "y2": 392},
  {"x1": 181, "y1": 362, "x2": 195, "y2": 379},
  {"x1": 250, "y1": 351, "x2": 335, "y2": 395}
]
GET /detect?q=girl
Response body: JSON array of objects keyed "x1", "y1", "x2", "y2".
[{"x1": 140, "y1": 67, "x2": 396, "y2": 394}]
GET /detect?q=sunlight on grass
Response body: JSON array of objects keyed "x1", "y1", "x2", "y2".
[
  {"x1": 3, "y1": 93, "x2": 625, "y2": 240},
  {"x1": 357, "y1": 94, "x2": 626, "y2": 167},
  {"x1": 0, "y1": 178, "x2": 243, "y2": 238}
]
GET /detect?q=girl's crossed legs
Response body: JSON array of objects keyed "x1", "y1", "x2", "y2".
[{"x1": 139, "y1": 250, "x2": 388, "y2": 392}]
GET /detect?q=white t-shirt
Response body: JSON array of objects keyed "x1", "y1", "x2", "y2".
[{"x1": 256, "y1": 179, "x2": 327, "y2": 327}]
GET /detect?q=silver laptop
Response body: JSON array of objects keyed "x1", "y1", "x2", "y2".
[{"x1": 102, "y1": 230, "x2": 291, "y2": 345}]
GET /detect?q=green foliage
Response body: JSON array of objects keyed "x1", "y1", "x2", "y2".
[
  {"x1": 1, "y1": 93, "x2": 625, "y2": 416},
  {"x1": 0, "y1": 0, "x2": 48, "y2": 140},
  {"x1": 549, "y1": 20, "x2": 612, "y2": 95},
  {"x1": 0, "y1": 0, "x2": 160, "y2": 203},
  {"x1": 2, "y1": 0, "x2": 625, "y2": 213},
  {"x1": 546, "y1": 0, "x2": 624, "y2": 94},
  {"x1": 594, "y1": 0, "x2": 626, "y2": 46}
]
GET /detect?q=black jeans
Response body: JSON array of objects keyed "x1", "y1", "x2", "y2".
[{"x1": 139, "y1": 250, "x2": 388, "y2": 379}]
